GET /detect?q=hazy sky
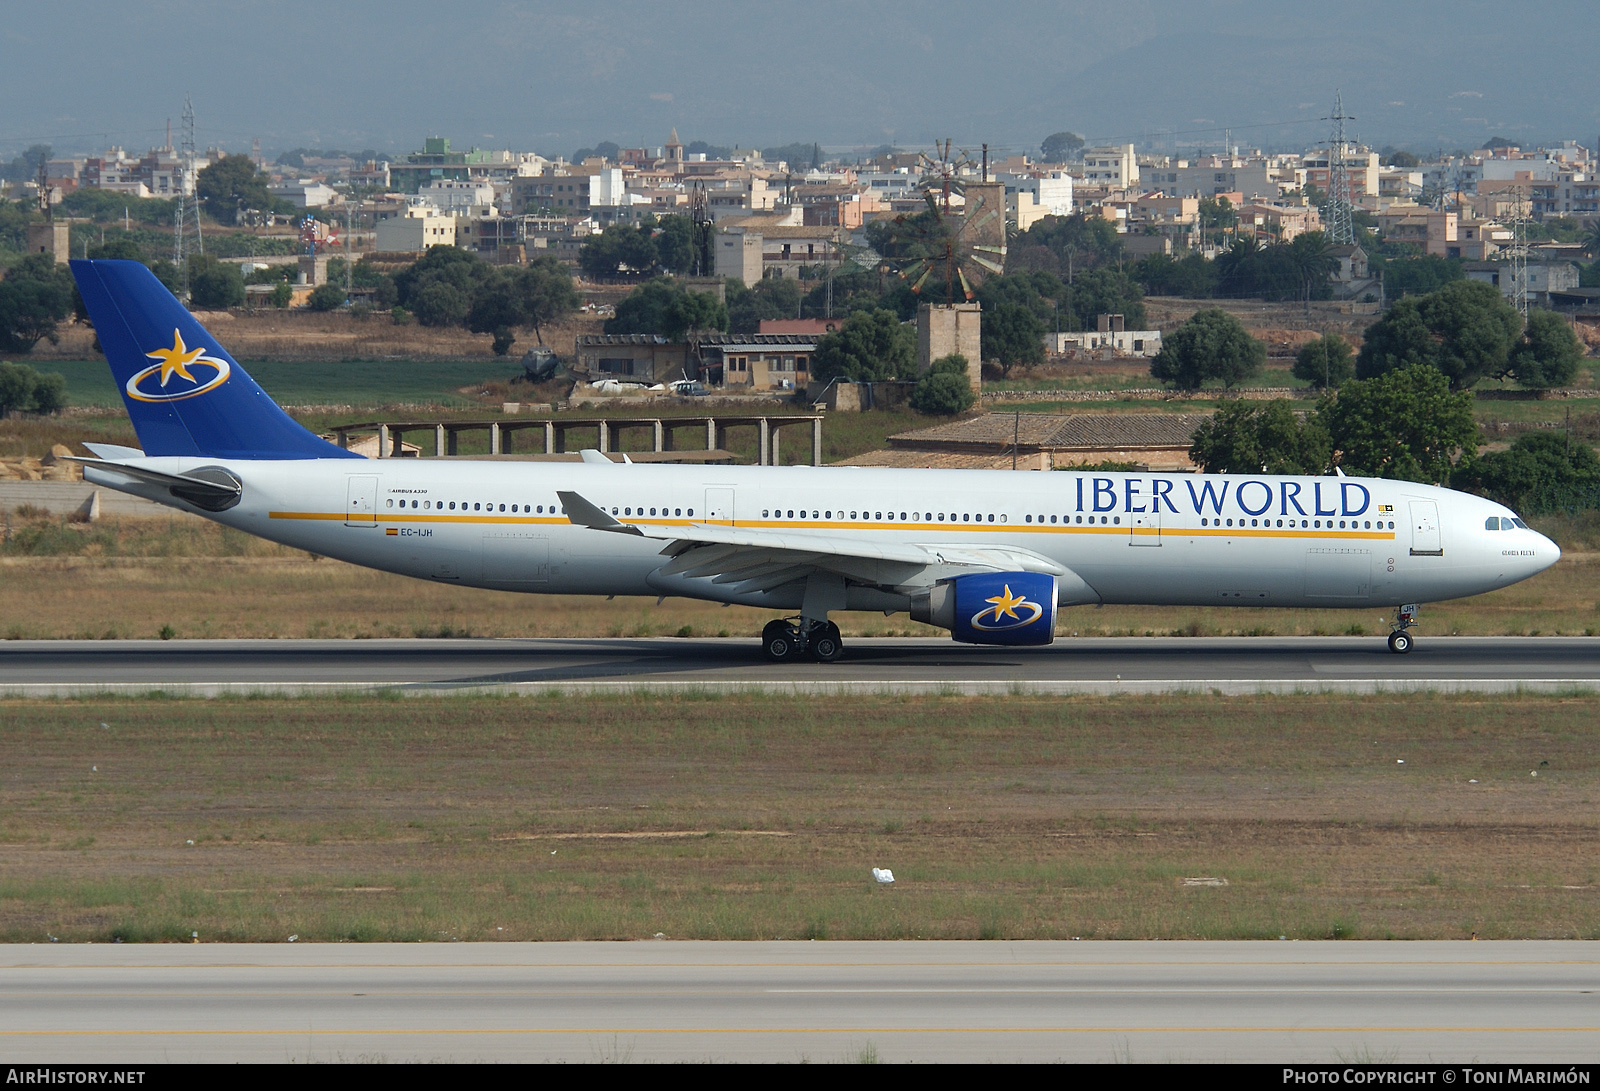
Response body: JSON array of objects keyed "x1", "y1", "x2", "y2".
[{"x1": 3, "y1": 0, "x2": 1596, "y2": 161}]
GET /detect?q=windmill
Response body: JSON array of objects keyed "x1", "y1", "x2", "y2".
[
  {"x1": 918, "y1": 139, "x2": 974, "y2": 214},
  {"x1": 887, "y1": 189, "x2": 1006, "y2": 304}
]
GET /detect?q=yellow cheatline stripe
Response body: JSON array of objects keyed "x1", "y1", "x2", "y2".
[
  {"x1": 6, "y1": 1026, "x2": 1597, "y2": 1037},
  {"x1": 269, "y1": 511, "x2": 1395, "y2": 542}
]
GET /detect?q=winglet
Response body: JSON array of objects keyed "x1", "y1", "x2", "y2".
[{"x1": 556, "y1": 490, "x2": 643, "y2": 535}]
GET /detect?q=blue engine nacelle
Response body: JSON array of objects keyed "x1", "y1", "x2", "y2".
[{"x1": 910, "y1": 571, "x2": 1058, "y2": 646}]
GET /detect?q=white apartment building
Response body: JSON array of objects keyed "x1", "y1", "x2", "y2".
[
  {"x1": 857, "y1": 169, "x2": 920, "y2": 200},
  {"x1": 1143, "y1": 157, "x2": 1282, "y2": 200},
  {"x1": 416, "y1": 179, "x2": 498, "y2": 216},
  {"x1": 1081, "y1": 145, "x2": 1139, "y2": 187},
  {"x1": 375, "y1": 207, "x2": 459, "y2": 251},
  {"x1": 997, "y1": 170, "x2": 1073, "y2": 216}
]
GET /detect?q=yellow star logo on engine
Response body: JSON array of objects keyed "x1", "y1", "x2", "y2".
[
  {"x1": 145, "y1": 329, "x2": 205, "y2": 388},
  {"x1": 985, "y1": 584, "x2": 1027, "y2": 623}
]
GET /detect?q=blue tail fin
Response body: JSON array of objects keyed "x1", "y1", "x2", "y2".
[{"x1": 70, "y1": 259, "x2": 360, "y2": 460}]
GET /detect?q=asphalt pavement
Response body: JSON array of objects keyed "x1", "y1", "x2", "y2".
[
  {"x1": 0, "y1": 635, "x2": 1595, "y2": 695},
  {"x1": 2, "y1": 941, "x2": 1595, "y2": 1063}
]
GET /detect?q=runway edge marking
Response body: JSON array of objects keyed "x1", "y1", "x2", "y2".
[{"x1": 1, "y1": 679, "x2": 1597, "y2": 698}]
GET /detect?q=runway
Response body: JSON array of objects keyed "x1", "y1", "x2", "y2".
[
  {"x1": 2, "y1": 941, "x2": 1596, "y2": 1063},
  {"x1": 0, "y1": 635, "x2": 1595, "y2": 696}
]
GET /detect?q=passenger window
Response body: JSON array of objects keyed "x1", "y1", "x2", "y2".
[
  {"x1": 1113, "y1": 516, "x2": 1120, "y2": 525},
  {"x1": 675, "y1": 508, "x2": 682, "y2": 517},
  {"x1": 875, "y1": 512, "x2": 882, "y2": 520},
  {"x1": 687, "y1": 509, "x2": 694, "y2": 517},
  {"x1": 386, "y1": 499, "x2": 393, "y2": 507}
]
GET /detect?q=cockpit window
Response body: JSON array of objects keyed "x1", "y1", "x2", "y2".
[
  {"x1": 1512, "y1": 517, "x2": 1529, "y2": 529},
  {"x1": 1485, "y1": 517, "x2": 1500, "y2": 530}
]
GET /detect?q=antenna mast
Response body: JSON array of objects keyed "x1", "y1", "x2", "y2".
[
  {"x1": 1323, "y1": 90, "x2": 1355, "y2": 245},
  {"x1": 1504, "y1": 188, "x2": 1530, "y2": 319},
  {"x1": 173, "y1": 96, "x2": 204, "y2": 299}
]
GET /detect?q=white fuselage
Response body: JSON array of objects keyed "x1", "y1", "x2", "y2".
[{"x1": 89, "y1": 458, "x2": 1559, "y2": 614}]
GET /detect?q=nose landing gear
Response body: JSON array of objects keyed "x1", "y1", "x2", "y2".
[
  {"x1": 1387, "y1": 603, "x2": 1419, "y2": 654},
  {"x1": 761, "y1": 618, "x2": 844, "y2": 663}
]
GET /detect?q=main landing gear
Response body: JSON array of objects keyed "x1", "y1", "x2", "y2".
[
  {"x1": 762, "y1": 618, "x2": 844, "y2": 663},
  {"x1": 1387, "y1": 603, "x2": 1419, "y2": 655}
]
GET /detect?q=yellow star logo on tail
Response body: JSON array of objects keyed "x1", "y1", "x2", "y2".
[
  {"x1": 145, "y1": 329, "x2": 205, "y2": 388},
  {"x1": 985, "y1": 584, "x2": 1028, "y2": 624}
]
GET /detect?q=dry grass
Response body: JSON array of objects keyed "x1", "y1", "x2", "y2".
[
  {"x1": 0, "y1": 693, "x2": 1595, "y2": 943},
  {"x1": 0, "y1": 510, "x2": 1593, "y2": 639},
  {"x1": 32, "y1": 307, "x2": 607, "y2": 363}
]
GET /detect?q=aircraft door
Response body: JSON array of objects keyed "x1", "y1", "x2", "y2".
[
  {"x1": 1409, "y1": 500, "x2": 1442, "y2": 556},
  {"x1": 705, "y1": 487, "x2": 734, "y2": 525},
  {"x1": 1129, "y1": 509, "x2": 1161, "y2": 546},
  {"x1": 345, "y1": 476, "x2": 378, "y2": 527}
]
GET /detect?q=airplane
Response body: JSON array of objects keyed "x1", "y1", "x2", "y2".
[{"x1": 67, "y1": 258, "x2": 1560, "y2": 662}]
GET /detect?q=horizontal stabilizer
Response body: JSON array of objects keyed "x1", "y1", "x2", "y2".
[{"x1": 72, "y1": 457, "x2": 242, "y2": 512}]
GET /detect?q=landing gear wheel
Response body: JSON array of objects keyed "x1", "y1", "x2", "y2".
[
  {"x1": 811, "y1": 622, "x2": 844, "y2": 663},
  {"x1": 1387, "y1": 630, "x2": 1413, "y2": 655},
  {"x1": 762, "y1": 620, "x2": 799, "y2": 663}
]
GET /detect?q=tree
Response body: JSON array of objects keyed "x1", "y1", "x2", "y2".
[
  {"x1": 810, "y1": 308, "x2": 915, "y2": 383},
  {"x1": 1007, "y1": 214, "x2": 1122, "y2": 279},
  {"x1": 393, "y1": 245, "x2": 495, "y2": 325},
  {"x1": 1064, "y1": 266, "x2": 1146, "y2": 330},
  {"x1": 1133, "y1": 252, "x2": 1217, "y2": 298},
  {"x1": 0, "y1": 255, "x2": 76, "y2": 353},
  {"x1": 605, "y1": 278, "x2": 727, "y2": 340},
  {"x1": 654, "y1": 214, "x2": 696, "y2": 275},
  {"x1": 1040, "y1": 131, "x2": 1085, "y2": 162},
  {"x1": 514, "y1": 257, "x2": 579, "y2": 345},
  {"x1": 1381, "y1": 150, "x2": 1421, "y2": 168},
  {"x1": 579, "y1": 221, "x2": 659, "y2": 278},
  {"x1": 411, "y1": 281, "x2": 471, "y2": 327},
  {"x1": 1378, "y1": 254, "x2": 1463, "y2": 297},
  {"x1": 727, "y1": 277, "x2": 804, "y2": 333},
  {"x1": 307, "y1": 282, "x2": 346, "y2": 312},
  {"x1": 981, "y1": 301, "x2": 1045, "y2": 378},
  {"x1": 910, "y1": 354, "x2": 977, "y2": 415},
  {"x1": 186, "y1": 256, "x2": 245, "y2": 309},
  {"x1": 1293, "y1": 333, "x2": 1355, "y2": 390},
  {"x1": 86, "y1": 234, "x2": 146, "y2": 261},
  {"x1": 1320, "y1": 364, "x2": 1479, "y2": 484},
  {"x1": 1505, "y1": 309, "x2": 1582, "y2": 389},
  {"x1": 1356, "y1": 279, "x2": 1520, "y2": 389},
  {"x1": 1457, "y1": 431, "x2": 1600, "y2": 515},
  {"x1": 1189, "y1": 399, "x2": 1330, "y2": 475},
  {"x1": 0, "y1": 362, "x2": 36, "y2": 415},
  {"x1": 0, "y1": 360, "x2": 66, "y2": 415},
  {"x1": 195, "y1": 155, "x2": 273, "y2": 225},
  {"x1": 268, "y1": 281, "x2": 293, "y2": 308},
  {"x1": 1149, "y1": 307, "x2": 1266, "y2": 391}
]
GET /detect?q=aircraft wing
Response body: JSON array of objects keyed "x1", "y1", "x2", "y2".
[{"x1": 558, "y1": 488, "x2": 1073, "y2": 597}]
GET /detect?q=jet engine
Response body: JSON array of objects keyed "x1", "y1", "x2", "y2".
[{"x1": 910, "y1": 571, "x2": 1058, "y2": 646}]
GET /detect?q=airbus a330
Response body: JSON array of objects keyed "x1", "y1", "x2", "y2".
[{"x1": 68, "y1": 259, "x2": 1559, "y2": 662}]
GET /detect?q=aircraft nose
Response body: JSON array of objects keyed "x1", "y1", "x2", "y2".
[{"x1": 1536, "y1": 532, "x2": 1562, "y2": 570}]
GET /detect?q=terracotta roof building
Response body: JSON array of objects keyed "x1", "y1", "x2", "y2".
[{"x1": 836, "y1": 412, "x2": 1209, "y2": 470}]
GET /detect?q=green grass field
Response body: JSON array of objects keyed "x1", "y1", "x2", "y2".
[{"x1": 1, "y1": 693, "x2": 1595, "y2": 943}]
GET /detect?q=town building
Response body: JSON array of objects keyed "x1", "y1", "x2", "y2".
[
  {"x1": 1051, "y1": 314, "x2": 1162, "y2": 357},
  {"x1": 839, "y1": 412, "x2": 1211, "y2": 472},
  {"x1": 1081, "y1": 145, "x2": 1139, "y2": 188}
]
